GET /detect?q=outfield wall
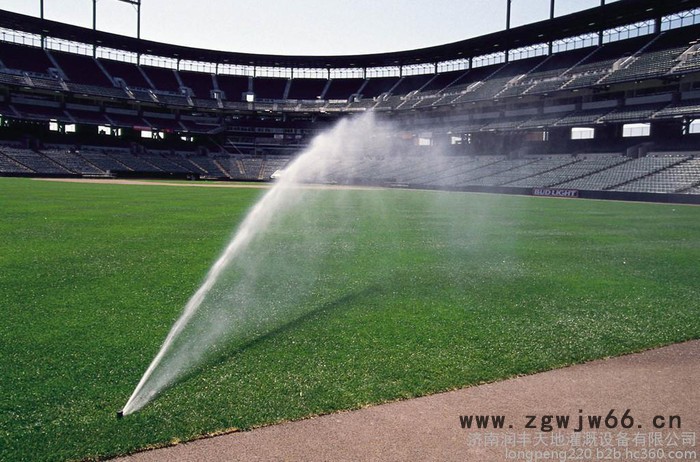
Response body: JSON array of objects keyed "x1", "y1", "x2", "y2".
[{"x1": 410, "y1": 184, "x2": 700, "y2": 205}]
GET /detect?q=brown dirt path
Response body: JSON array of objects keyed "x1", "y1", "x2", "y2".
[{"x1": 115, "y1": 340, "x2": 699, "y2": 462}]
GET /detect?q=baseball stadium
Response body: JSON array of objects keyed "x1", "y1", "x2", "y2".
[{"x1": 1, "y1": 1, "x2": 699, "y2": 460}]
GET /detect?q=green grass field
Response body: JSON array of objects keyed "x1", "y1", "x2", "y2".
[{"x1": 1, "y1": 177, "x2": 698, "y2": 461}]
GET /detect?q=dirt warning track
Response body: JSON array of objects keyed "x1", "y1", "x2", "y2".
[{"x1": 115, "y1": 340, "x2": 699, "y2": 462}]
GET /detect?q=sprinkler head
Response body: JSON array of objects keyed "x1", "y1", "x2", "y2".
[{"x1": 116, "y1": 410, "x2": 124, "y2": 419}]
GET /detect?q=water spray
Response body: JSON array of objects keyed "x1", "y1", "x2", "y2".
[{"x1": 119, "y1": 112, "x2": 413, "y2": 415}]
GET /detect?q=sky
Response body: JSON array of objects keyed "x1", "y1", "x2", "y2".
[{"x1": 0, "y1": 0, "x2": 615, "y2": 56}]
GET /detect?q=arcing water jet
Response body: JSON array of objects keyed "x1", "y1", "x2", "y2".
[{"x1": 120, "y1": 112, "x2": 409, "y2": 415}]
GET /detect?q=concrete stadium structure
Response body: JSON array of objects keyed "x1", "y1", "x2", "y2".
[{"x1": 1, "y1": 0, "x2": 700, "y2": 202}]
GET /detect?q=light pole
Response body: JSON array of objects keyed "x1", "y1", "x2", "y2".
[
  {"x1": 506, "y1": 0, "x2": 512, "y2": 30},
  {"x1": 38, "y1": 0, "x2": 141, "y2": 39}
]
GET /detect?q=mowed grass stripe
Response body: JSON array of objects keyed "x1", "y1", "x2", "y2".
[{"x1": 0, "y1": 178, "x2": 698, "y2": 461}]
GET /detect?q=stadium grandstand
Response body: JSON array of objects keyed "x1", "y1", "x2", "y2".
[{"x1": 1, "y1": 0, "x2": 700, "y2": 203}]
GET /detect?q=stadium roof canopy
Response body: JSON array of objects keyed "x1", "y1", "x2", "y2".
[{"x1": 1, "y1": 0, "x2": 700, "y2": 69}]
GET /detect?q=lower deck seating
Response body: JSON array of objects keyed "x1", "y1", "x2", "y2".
[{"x1": 0, "y1": 143, "x2": 697, "y2": 195}]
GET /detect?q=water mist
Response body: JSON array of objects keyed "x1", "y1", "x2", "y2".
[{"x1": 120, "y1": 112, "x2": 410, "y2": 416}]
